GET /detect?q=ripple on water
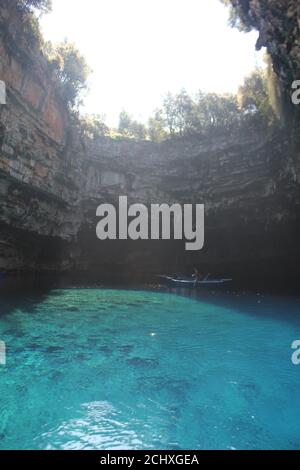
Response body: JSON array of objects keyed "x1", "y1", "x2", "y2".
[{"x1": 0, "y1": 289, "x2": 300, "y2": 450}]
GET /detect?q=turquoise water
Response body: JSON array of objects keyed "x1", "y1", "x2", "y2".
[{"x1": 0, "y1": 288, "x2": 300, "y2": 450}]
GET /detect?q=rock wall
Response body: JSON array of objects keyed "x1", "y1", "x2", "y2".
[
  {"x1": 73, "y1": 130, "x2": 299, "y2": 286},
  {"x1": 0, "y1": 1, "x2": 84, "y2": 271},
  {"x1": 0, "y1": 2, "x2": 299, "y2": 288},
  {"x1": 229, "y1": 0, "x2": 300, "y2": 106}
]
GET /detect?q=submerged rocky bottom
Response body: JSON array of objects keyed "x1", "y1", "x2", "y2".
[{"x1": 0, "y1": 288, "x2": 300, "y2": 450}]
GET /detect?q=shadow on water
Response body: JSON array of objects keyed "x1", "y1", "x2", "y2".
[
  {"x1": 163, "y1": 285, "x2": 300, "y2": 326},
  {"x1": 0, "y1": 276, "x2": 56, "y2": 318},
  {"x1": 0, "y1": 274, "x2": 299, "y2": 326}
]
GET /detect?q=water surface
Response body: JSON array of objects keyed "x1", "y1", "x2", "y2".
[{"x1": 0, "y1": 288, "x2": 300, "y2": 450}]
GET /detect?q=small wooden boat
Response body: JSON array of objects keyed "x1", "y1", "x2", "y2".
[{"x1": 158, "y1": 275, "x2": 233, "y2": 288}]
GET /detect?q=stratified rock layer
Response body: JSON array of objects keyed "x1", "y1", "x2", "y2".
[{"x1": 0, "y1": 2, "x2": 299, "y2": 288}]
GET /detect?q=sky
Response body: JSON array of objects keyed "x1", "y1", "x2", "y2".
[{"x1": 40, "y1": 0, "x2": 264, "y2": 127}]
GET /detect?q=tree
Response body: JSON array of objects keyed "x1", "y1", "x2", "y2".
[
  {"x1": 152, "y1": 89, "x2": 242, "y2": 137},
  {"x1": 148, "y1": 113, "x2": 166, "y2": 142},
  {"x1": 160, "y1": 92, "x2": 177, "y2": 135},
  {"x1": 118, "y1": 110, "x2": 132, "y2": 134},
  {"x1": 195, "y1": 92, "x2": 241, "y2": 130},
  {"x1": 129, "y1": 121, "x2": 147, "y2": 140},
  {"x1": 174, "y1": 89, "x2": 195, "y2": 135},
  {"x1": 220, "y1": 0, "x2": 252, "y2": 32},
  {"x1": 155, "y1": 90, "x2": 198, "y2": 135},
  {"x1": 118, "y1": 110, "x2": 147, "y2": 140},
  {"x1": 82, "y1": 114, "x2": 109, "y2": 139},
  {"x1": 17, "y1": 0, "x2": 52, "y2": 15},
  {"x1": 47, "y1": 41, "x2": 91, "y2": 108}
]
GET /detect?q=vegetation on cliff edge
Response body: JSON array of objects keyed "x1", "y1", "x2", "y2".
[{"x1": 6, "y1": 0, "x2": 286, "y2": 141}]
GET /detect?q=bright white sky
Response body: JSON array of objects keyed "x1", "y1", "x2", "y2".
[{"x1": 40, "y1": 0, "x2": 264, "y2": 127}]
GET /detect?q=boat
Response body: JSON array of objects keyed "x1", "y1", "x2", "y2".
[{"x1": 158, "y1": 275, "x2": 233, "y2": 288}]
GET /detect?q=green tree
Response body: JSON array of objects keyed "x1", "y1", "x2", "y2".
[
  {"x1": 17, "y1": 0, "x2": 52, "y2": 15},
  {"x1": 220, "y1": 0, "x2": 252, "y2": 32},
  {"x1": 129, "y1": 121, "x2": 147, "y2": 140},
  {"x1": 154, "y1": 89, "x2": 241, "y2": 137},
  {"x1": 160, "y1": 92, "x2": 177, "y2": 135},
  {"x1": 174, "y1": 89, "x2": 196, "y2": 135},
  {"x1": 118, "y1": 110, "x2": 132, "y2": 134},
  {"x1": 47, "y1": 41, "x2": 91, "y2": 108},
  {"x1": 195, "y1": 92, "x2": 241, "y2": 130},
  {"x1": 148, "y1": 113, "x2": 166, "y2": 142},
  {"x1": 118, "y1": 111, "x2": 147, "y2": 140},
  {"x1": 156, "y1": 90, "x2": 198, "y2": 135},
  {"x1": 82, "y1": 114, "x2": 109, "y2": 139}
]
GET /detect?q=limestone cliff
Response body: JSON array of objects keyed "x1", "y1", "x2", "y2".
[
  {"x1": 228, "y1": 0, "x2": 300, "y2": 110},
  {"x1": 0, "y1": 1, "x2": 299, "y2": 288}
]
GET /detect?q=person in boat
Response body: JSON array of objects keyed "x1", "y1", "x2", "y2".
[
  {"x1": 192, "y1": 269, "x2": 211, "y2": 285},
  {"x1": 192, "y1": 268, "x2": 201, "y2": 286}
]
